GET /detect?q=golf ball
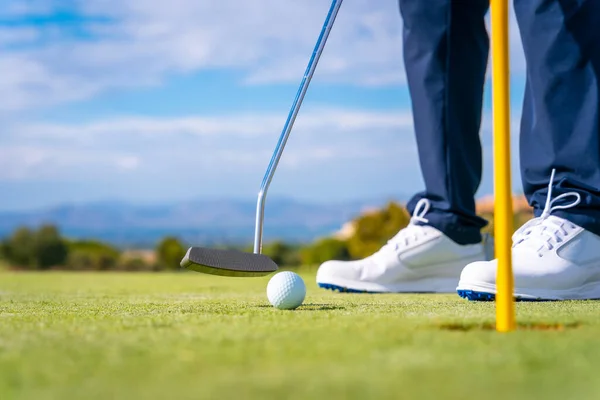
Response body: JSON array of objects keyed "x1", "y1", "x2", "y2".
[{"x1": 266, "y1": 271, "x2": 306, "y2": 310}]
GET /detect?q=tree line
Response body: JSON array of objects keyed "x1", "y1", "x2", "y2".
[
  {"x1": 0, "y1": 200, "x2": 534, "y2": 271},
  {"x1": 0, "y1": 225, "x2": 189, "y2": 271}
]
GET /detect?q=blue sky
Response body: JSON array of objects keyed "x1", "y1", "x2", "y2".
[{"x1": 0, "y1": 0, "x2": 528, "y2": 211}]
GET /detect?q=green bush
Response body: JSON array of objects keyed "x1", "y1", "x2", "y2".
[
  {"x1": 3, "y1": 227, "x2": 36, "y2": 268},
  {"x1": 0, "y1": 250, "x2": 8, "y2": 270},
  {"x1": 1, "y1": 240, "x2": 7, "y2": 267},
  {"x1": 117, "y1": 257, "x2": 152, "y2": 271},
  {"x1": 261, "y1": 241, "x2": 302, "y2": 267},
  {"x1": 67, "y1": 240, "x2": 120, "y2": 271},
  {"x1": 300, "y1": 238, "x2": 350, "y2": 266},
  {"x1": 2, "y1": 225, "x2": 68, "y2": 269},
  {"x1": 155, "y1": 237, "x2": 187, "y2": 270},
  {"x1": 34, "y1": 225, "x2": 69, "y2": 269}
]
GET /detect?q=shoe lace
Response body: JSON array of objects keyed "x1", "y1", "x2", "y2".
[
  {"x1": 512, "y1": 169, "x2": 581, "y2": 256},
  {"x1": 381, "y1": 198, "x2": 431, "y2": 252}
]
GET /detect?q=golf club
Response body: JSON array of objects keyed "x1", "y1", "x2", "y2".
[{"x1": 181, "y1": 0, "x2": 344, "y2": 276}]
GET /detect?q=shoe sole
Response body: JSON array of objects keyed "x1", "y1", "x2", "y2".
[
  {"x1": 456, "y1": 290, "x2": 555, "y2": 302},
  {"x1": 317, "y1": 277, "x2": 460, "y2": 294},
  {"x1": 457, "y1": 280, "x2": 600, "y2": 301}
]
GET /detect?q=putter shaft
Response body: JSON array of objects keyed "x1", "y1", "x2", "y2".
[{"x1": 253, "y1": 0, "x2": 344, "y2": 254}]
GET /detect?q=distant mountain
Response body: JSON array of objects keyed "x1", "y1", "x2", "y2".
[{"x1": 0, "y1": 196, "x2": 406, "y2": 248}]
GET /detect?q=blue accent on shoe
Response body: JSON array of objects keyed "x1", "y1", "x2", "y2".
[
  {"x1": 318, "y1": 283, "x2": 372, "y2": 293},
  {"x1": 319, "y1": 283, "x2": 443, "y2": 294},
  {"x1": 457, "y1": 289, "x2": 495, "y2": 301},
  {"x1": 457, "y1": 289, "x2": 558, "y2": 302}
]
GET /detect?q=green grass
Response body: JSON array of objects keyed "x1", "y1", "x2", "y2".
[{"x1": 1, "y1": 271, "x2": 600, "y2": 400}]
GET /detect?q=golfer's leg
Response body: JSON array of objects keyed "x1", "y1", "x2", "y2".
[
  {"x1": 458, "y1": 0, "x2": 600, "y2": 300},
  {"x1": 400, "y1": 0, "x2": 489, "y2": 245},
  {"x1": 516, "y1": 0, "x2": 600, "y2": 232},
  {"x1": 315, "y1": 0, "x2": 491, "y2": 293}
]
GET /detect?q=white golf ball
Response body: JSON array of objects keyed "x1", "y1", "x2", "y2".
[{"x1": 266, "y1": 271, "x2": 306, "y2": 310}]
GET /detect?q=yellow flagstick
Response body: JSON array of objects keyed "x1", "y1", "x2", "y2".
[{"x1": 491, "y1": 0, "x2": 516, "y2": 332}]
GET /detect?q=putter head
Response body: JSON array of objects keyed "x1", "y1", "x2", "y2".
[{"x1": 180, "y1": 247, "x2": 278, "y2": 277}]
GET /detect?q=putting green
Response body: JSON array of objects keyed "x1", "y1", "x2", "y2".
[{"x1": 1, "y1": 271, "x2": 599, "y2": 400}]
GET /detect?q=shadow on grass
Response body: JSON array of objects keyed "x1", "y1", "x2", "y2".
[
  {"x1": 300, "y1": 303, "x2": 346, "y2": 311},
  {"x1": 438, "y1": 321, "x2": 582, "y2": 331},
  {"x1": 256, "y1": 303, "x2": 346, "y2": 311}
]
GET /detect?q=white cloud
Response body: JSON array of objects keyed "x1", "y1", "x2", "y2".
[
  {"x1": 115, "y1": 155, "x2": 141, "y2": 170},
  {"x1": 1, "y1": 106, "x2": 525, "y2": 201},
  {"x1": 1, "y1": 107, "x2": 416, "y2": 180},
  {"x1": 0, "y1": 144, "x2": 146, "y2": 180},
  {"x1": 0, "y1": 27, "x2": 40, "y2": 46},
  {"x1": 0, "y1": 0, "x2": 526, "y2": 111},
  {"x1": 15, "y1": 108, "x2": 414, "y2": 142},
  {"x1": 0, "y1": 100, "x2": 533, "y2": 212},
  {"x1": 0, "y1": 146, "x2": 48, "y2": 180}
]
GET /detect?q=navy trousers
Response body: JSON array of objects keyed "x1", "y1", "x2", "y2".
[{"x1": 399, "y1": 0, "x2": 600, "y2": 245}]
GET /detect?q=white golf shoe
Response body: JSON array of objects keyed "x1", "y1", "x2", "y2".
[
  {"x1": 316, "y1": 199, "x2": 491, "y2": 293},
  {"x1": 457, "y1": 170, "x2": 600, "y2": 301}
]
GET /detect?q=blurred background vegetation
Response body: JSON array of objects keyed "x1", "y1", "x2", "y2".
[{"x1": 0, "y1": 197, "x2": 534, "y2": 271}]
